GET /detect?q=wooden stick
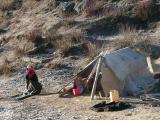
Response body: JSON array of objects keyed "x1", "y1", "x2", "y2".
[
  {"x1": 146, "y1": 57, "x2": 154, "y2": 74},
  {"x1": 57, "y1": 57, "x2": 99, "y2": 94},
  {"x1": 91, "y1": 55, "x2": 103, "y2": 100},
  {"x1": 84, "y1": 62, "x2": 97, "y2": 89},
  {"x1": 57, "y1": 76, "x2": 77, "y2": 93}
]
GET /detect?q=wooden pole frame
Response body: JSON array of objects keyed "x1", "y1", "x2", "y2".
[{"x1": 90, "y1": 55, "x2": 103, "y2": 100}]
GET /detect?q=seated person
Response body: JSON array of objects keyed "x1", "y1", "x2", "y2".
[{"x1": 26, "y1": 65, "x2": 42, "y2": 95}]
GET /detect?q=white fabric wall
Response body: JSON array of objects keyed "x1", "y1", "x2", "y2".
[{"x1": 102, "y1": 47, "x2": 156, "y2": 95}]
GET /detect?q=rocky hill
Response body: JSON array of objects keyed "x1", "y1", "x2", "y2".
[{"x1": 0, "y1": 0, "x2": 160, "y2": 119}]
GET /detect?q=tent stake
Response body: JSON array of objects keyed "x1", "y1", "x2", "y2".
[{"x1": 91, "y1": 55, "x2": 103, "y2": 100}]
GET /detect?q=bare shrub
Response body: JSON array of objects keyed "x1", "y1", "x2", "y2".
[
  {"x1": 0, "y1": 57, "x2": 14, "y2": 75},
  {"x1": 0, "y1": 0, "x2": 14, "y2": 10},
  {"x1": 134, "y1": 0, "x2": 153, "y2": 21}
]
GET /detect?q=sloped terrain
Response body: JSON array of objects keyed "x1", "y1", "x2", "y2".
[{"x1": 0, "y1": 0, "x2": 160, "y2": 119}]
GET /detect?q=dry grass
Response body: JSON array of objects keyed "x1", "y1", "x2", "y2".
[
  {"x1": 134, "y1": 0, "x2": 153, "y2": 21},
  {"x1": 0, "y1": 57, "x2": 14, "y2": 75},
  {"x1": 106, "y1": 25, "x2": 153, "y2": 56},
  {"x1": 83, "y1": 1, "x2": 126, "y2": 17},
  {"x1": 0, "y1": 10, "x2": 3, "y2": 23},
  {"x1": 46, "y1": 31, "x2": 86, "y2": 56},
  {"x1": 62, "y1": 18, "x2": 78, "y2": 28},
  {"x1": 85, "y1": 42, "x2": 99, "y2": 59},
  {"x1": 118, "y1": 25, "x2": 139, "y2": 47},
  {"x1": 44, "y1": 57, "x2": 61, "y2": 69},
  {"x1": 26, "y1": 29, "x2": 42, "y2": 42},
  {"x1": 14, "y1": 46, "x2": 26, "y2": 58},
  {"x1": 14, "y1": 41, "x2": 34, "y2": 58},
  {"x1": 83, "y1": 1, "x2": 102, "y2": 17},
  {"x1": 0, "y1": 0, "x2": 14, "y2": 10},
  {"x1": 48, "y1": 0, "x2": 60, "y2": 10}
]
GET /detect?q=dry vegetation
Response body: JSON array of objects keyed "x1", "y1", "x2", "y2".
[
  {"x1": 134, "y1": 0, "x2": 154, "y2": 21},
  {"x1": 44, "y1": 57, "x2": 61, "y2": 69},
  {"x1": 0, "y1": 0, "x2": 159, "y2": 75},
  {"x1": 105, "y1": 25, "x2": 153, "y2": 56},
  {"x1": 26, "y1": 30, "x2": 42, "y2": 42},
  {"x1": 14, "y1": 39, "x2": 35, "y2": 58},
  {"x1": 0, "y1": 0, "x2": 14, "y2": 11},
  {"x1": 0, "y1": 57, "x2": 14, "y2": 75}
]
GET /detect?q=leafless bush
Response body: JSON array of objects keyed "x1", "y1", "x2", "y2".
[{"x1": 0, "y1": 57, "x2": 14, "y2": 75}]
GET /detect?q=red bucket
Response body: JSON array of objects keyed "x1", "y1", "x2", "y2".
[{"x1": 72, "y1": 87, "x2": 80, "y2": 96}]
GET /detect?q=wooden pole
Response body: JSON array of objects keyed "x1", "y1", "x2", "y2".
[
  {"x1": 57, "y1": 57, "x2": 99, "y2": 94},
  {"x1": 90, "y1": 55, "x2": 103, "y2": 100},
  {"x1": 146, "y1": 56, "x2": 154, "y2": 74}
]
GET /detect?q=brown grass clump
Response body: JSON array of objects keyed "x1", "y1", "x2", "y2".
[
  {"x1": 118, "y1": 25, "x2": 138, "y2": 48},
  {"x1": 107, "y1": 25, "x2": 152, "y2": 55},
  {"x1": 0, "y1": 0, "x2": 14, "y2": 11},
  {"x1": 0, "y1": 57, "x2": 14, "y2": 75},
  {"x1": 134, "y1": 0, "x2": 153, "y2": 21}
]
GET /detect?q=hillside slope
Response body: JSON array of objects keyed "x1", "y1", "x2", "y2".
[{"x1": 0, "y1": 0, "x2": 160, "y2": 119}]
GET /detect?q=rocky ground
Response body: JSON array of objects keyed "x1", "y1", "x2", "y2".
[{"x1": 0, "y1": 67, "x2": 160, "y2": 120}]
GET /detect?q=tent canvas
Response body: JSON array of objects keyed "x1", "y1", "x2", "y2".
[
  {"x1": 60, "y1": 47, "x2": 157, "y2": 100},
  {"x1": 100, "y1": 47, "x2": 156, "y2": 97}
]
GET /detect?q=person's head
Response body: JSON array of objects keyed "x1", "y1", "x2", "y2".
[{"x1": 26, "y1": 65, "x2": 33, "y2": 70}]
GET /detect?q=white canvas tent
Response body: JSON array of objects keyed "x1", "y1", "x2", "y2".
[
  {"x1": 90, "y1": 47, "x2": 156, "y2": 100},
  {"x1": 60, "y1": 47, "x2": 157, "y2": 100}
]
